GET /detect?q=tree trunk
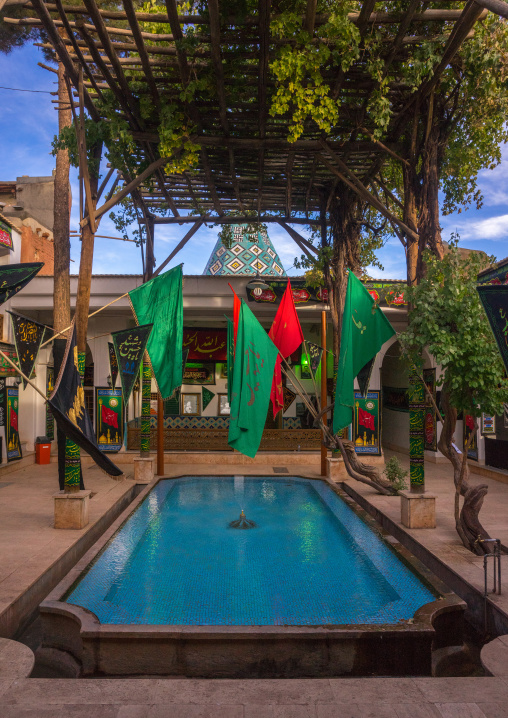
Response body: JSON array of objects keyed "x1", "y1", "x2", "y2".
[
  {"x1": 53, "y1": 61, "x2": 71, "y2": 336},
  {"x1": 75, "y1": 142, "x2": 102, "y2": 354},
  {"x1": 403, "y1": 165, "x2": 419, "y2": 287},
  {"x1": 53, "y1": 60, "x2": 79, "y2": 493},
  {"x1": 327, "y1": 185, "x2": 361, "y2": 358},
  {"x1": 417, "y1": 121, "x2": 445, "y2": 280},
  {"x1": 437, "y1": 386, "x2": 494, "y2": 555}
]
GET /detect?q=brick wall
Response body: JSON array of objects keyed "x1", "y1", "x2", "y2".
[{"x1": 20, "y1": 224, "x2": 54, "y2": 275}]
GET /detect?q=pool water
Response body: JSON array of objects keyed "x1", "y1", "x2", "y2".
[{"x1": 65, "y1": 477, "x2": 435, "y2": 626}]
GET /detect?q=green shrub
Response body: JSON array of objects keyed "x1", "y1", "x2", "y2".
[{"x1": 383, "y1": 456, "x2": 408, "y2": 493}]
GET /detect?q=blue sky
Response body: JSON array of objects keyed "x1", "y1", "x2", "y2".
[{"x1": 2, "y1": 43, "x2": 508, "y2": 279}]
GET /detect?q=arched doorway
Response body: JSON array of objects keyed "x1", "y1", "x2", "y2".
[{"x1": 380, "y1": 340, "x2": 409, "y2": 453}]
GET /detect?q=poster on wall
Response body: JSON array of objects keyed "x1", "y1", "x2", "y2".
[
  {"x1": 5, "y1": 387, "x2": 22, "y2": 461},
  {"x1": 95, "y1": 388, "x2": 123, "y2": 452},
  {"x1": 423, "y1": 368, "x2": 437, "y2": 452},
  {"x1": 353, "y1": 390, "x2": 381, "y2": 455},
  {"x1": 46, "y1": 366, "x2": 54, "y2": 440},
  {"x1": 481, "y1": 413, "x2": 496, "y2": 435},
  {"x1": 464, "y1": 414, "x2": 478, "y2": 461},
  {"x1": 0, "y1": 218, "x2": 13, "y2": 250},
  {"x1": 183, "y1": 362, "x2": 215, "y2": 385},
  {"x1": 0, "y1": 378, "x2": 5, "y2": 428}
]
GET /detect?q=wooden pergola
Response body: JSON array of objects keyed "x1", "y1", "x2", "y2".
[{"x1": 8, "y1": 0, "x2": 504, "y2": 273}]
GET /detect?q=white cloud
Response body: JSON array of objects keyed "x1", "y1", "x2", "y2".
[{"x1": 441, "y1": 213, "x2": 508, "y2": 242}]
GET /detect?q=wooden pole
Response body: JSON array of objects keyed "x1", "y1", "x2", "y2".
[
  {"x1": 157, "y1": 394, "x2": 164, "y2": 475},
  {"x1": 320, "y1": 310, "x2": 327, "y2": 476}
]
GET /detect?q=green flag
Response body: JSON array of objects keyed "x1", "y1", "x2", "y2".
[
  {"x1": 333, "y1": 272, "x2": 395, "y2": 434},
  {"x1": 226, "y1": 316, "x2": 235, "y2": 404},
  {"x1": 128, "y1": 265, "x2": 183, "y2": 400},
  {"x1": 228, "y1": 302, "x2": 278, "y2": 458}
]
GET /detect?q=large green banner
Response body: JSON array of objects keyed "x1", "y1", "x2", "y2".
[{"x1": 96, "y1": 388, "x2": 123, "y2": 452}]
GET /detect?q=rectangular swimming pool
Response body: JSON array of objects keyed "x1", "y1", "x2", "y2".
[
  {"x1": 65, "y1": 477, "x2": 435, "y2": 626},
  {"x1": 41, "y1": 476, "x2": 464, "y2": 677}
]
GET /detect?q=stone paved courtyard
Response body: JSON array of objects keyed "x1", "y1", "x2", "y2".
[{"x1": 0, "y1": 451, "x2": 507, "y2": 716}]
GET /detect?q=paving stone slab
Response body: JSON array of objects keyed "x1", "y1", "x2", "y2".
[
  {"x1": 153, "y1": 679, "x2": 334, "y2": 705},
  {"x1": 412, "y1": 678, "x2": 508, "y2": 703},
  {"x1": 328, "y1": 678, "x2": 423, "y2": 703}
]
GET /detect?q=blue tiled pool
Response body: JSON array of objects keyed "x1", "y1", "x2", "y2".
[{"x1": 65, "y1": 477, "x2": 435, "y2": 626}]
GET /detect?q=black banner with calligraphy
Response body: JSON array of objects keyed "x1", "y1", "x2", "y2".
[
  {"x1": 477, "y1": 285, "x2": 508, "y2": 373},
  {"x1": 7, "y1": 311, "x2": 46, "y2": 388},
  {"x1": 49, "y1": 324, "x2": 122, "y2": 477},
  {"x1": 183, "y1": 328, "x2": 227, "y2": 361},
  {"x1": 108, "y1": 342, "x2": 119, "y2": 390},
  {"x1": 306, "y1": 342, "x2": 323, "y2": 378},
  {"x1": 112, "y1": 324, "x2": 153, "y2": 405},
  {"x1": 183, "y1": 362, "x2": 215, "y2": 385},
  {"x1": 0, "y1": 262, "x2": 43, "y2": 307}
]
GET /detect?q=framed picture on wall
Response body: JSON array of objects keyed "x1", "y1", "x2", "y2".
[
  {"x1": 218, "y1": 394, "x2": 231, "y2": 416},
  {"x1": 220, "y1": 363, "x2": 228, "y2": 379},
  {"x1": 181, "y1": 392, "x2": 201, "y2": 416}
]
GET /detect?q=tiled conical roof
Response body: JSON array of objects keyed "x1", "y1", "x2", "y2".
[{"x1": 203, "y1": 224, "x2": 286, "y2": 276}]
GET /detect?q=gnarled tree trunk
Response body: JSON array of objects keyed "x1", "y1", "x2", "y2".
[{"x1": 437, "y1": 386, "x2": 494, "y2": 555}]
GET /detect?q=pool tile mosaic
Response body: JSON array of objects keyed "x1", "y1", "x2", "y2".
[{"x1": 65, "y1": 477, "x2": 436, "y2": 626}]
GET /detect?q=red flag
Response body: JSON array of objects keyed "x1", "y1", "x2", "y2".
[
  {"x1": 358, "y1": 407, "x2": 375, "y2": 430},
  {"x1": 268, "y1": 279, "x2": 304, "y2": 417},
  {"x1": 465, "y1": 414, "x2": 475, "y2": 431},
  {"x1": 228, "y1": 282, "x2": 241, "y2": 348},
  {"x1": 102, "y1": 404, "x2": 118, "y2": 429},
  {"x1": 10, "y1": 408, "x2": 17, "y2": 432}
]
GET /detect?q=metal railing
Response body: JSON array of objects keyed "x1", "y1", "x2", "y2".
[{"x1": 481, "y1": 538, "x2": 502, "y2": 632}]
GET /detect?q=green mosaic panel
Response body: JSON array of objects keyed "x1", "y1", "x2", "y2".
[
  {"x1": 409, "y1": 371, "x2": 425, "y2": 490},
  {"x1": 63, "y1": 351, "x2": 86, "y2": 488},
  {"x1": 64, "y1": 437, "x2": 81, "y2": 488},
  {"x1": 141, "y1": 360, "x2": 152, "y2": 455},
  {"x1": 77, "y1": 350, "x2": 86, "y2": 380}
]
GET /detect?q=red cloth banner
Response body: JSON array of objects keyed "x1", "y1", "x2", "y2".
[
  {"x1": 358, "y1": 407, "x2": 375, "y2": 430},
  {"x1": 183, "y1": 329, "x2": 227, "y2": 361},
  {"x1": 101, "y1": 405, "x2": 118, "y2": 428},
  {"x1": 268, "y1": 279, "x2": 304, "y2": 417},
  {"x1": 10, "y1": 407, "x2": 17, "y2": 431}
]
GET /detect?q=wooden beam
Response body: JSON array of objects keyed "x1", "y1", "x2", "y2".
[
  {"x1": 304, "y1": 0, "x2": 317, "y2": 35},
  {"x1": 474, "y1": 0, "x2": 508, "y2": 20},
  {"x1": 29, "y1": 0, "x2": 99, "y2": 121},
  {"x1": 144, "y1": 215, "x2": 322, "y2": 226},
  {"x1": 76, "y1": 67, "x2": 97, "y2": 232},
  {"x1": 122, "y1": 0, "x2": 159, "y2": 105},
  {"x1": 285, "y1": 152, "x2": 295, "y2": 219},
  {"x1": 318, "y1": 142, "x2": 420, "y2": 243},
  {"x1": 54, "y1": 0, "x2": 104, "y2": 100},
  {"x1": 153, "y1": 221, "x2": 204, "y2": 277},
  {"x1": 93, "y1": 148, "x2": 191, "y2": 223},
  {"x1": 82, "y1": 0, "x2": 142, "y2": 129},
  {"x1": 277, "y1": 221, "x2": 319, "y2": 256},
  {"x1": 41, "y1": 5, "x2": 472, "y2": 24}
]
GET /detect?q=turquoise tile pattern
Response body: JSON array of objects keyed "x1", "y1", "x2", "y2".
[
  {"x1": 65, "y1": 477, "x2": 435, "y2": 626},
  {"x1": 203, "y1": 224, "x2": 287, "y2": 276}
]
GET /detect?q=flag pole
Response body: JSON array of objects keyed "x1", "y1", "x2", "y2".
[
  {"x1": 39, "y1": 292, "x2": 130, "y2": 349},
  {"x1": 320, "y1": 310, "x2": 327, "y2": 476},
  {"x1": 0, "y1": 349, "x2": 48, "y2": 402}
]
